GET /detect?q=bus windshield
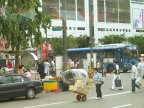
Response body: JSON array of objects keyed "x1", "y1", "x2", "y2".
[{"x1": 124, "y1": 50, "x2": 138, "y2": 59}]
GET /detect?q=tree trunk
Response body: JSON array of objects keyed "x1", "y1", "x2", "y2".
[{"x1": 14, "y1": 54, "x2": 20, "y2": 72}]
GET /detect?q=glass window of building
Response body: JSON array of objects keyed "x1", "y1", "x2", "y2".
[
  {"x1": 77, "y1": 0, "x2": 85, "y2": 21},
  {"x1": 77, "y1": 27, "x2": 85, "y2": 30},
  {"x1": 60, "y1": 0, "x2": 76, "y2": 20},
  {"x1": 131, "y1": 0, "x2": 144, "y2": 3},
  {"x1": 73, "y1": 27, "x2": 76, "y2": 30},
  {"x1": 119, "y1": 0, "x2": 130, "y2": 23},
  {"x1": 42, "y1": 0, "x2": 59, "y2": 19},
  {"x1": 106, "y1": 0, "x2": 118, "y2": 22},
  {"x1": 97, "y1": 0, "x2": 104, "y2": 22}
]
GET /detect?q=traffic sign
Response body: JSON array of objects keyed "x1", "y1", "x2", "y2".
[{"x1": 52, "y1": 26, "x2": 62, "y2": 31}]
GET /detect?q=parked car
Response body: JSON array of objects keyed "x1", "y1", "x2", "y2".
[{"x1": 0, "y1": 74, "x2": 43, "y2": 100}]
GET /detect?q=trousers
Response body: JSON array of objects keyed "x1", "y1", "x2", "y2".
[{"x1": 95, "y1": 84, "x2": 102, "y2": 97}]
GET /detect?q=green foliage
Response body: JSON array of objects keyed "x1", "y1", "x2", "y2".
[
  {"x1": 99, "y1": 34, "x2": 127, "y2": 44},
  {"x1": 0, "y1": 1, "x2": 51, "y2": 70},
  {"x1": 77, "y1": 35, "x2": 87, "y2": 48},
  {"x1": 67, "y1": 35, "x2": 78, "y2": 48},
  {"x1": 0, "y1": 0, "x2": 51, "y2": 54},
  {"x1": 49, "y1": 37, "x2": 63, "y2": 55},
  {"x1": 67, "y1": 35, "x2": 87, "y2": 48},
  {"x1": 99, "y1": 34, "x2": 144, "y2": 54},
  {"x1": 49, "y1": 35, "x2": 87, "y2": 55},
  {"x1": 128, "y1": 35, "x2": 144, "y2": 54}
]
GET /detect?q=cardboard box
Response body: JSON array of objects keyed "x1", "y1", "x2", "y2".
[{"x1": 69, "y1": 80, "x2": 89, "y2": 95}]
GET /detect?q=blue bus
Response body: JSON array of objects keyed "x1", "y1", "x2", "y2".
[{"x1": 67, "y1": 44, "x2": 139, "y2": 73}]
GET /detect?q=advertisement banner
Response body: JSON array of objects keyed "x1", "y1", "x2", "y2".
[{"x1": 133, "y1": 9, "x2": 143, "y2": 29}]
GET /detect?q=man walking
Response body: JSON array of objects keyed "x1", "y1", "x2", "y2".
[
  {"x1": 137, "y1": 54, "x2": 144, "y2": 88},
  {"x1": 137, "y1": 54, "x2": 144, "y2": 78},
  {"x1": 131, "y1": 61, "x2": 140, "y2": 92}
]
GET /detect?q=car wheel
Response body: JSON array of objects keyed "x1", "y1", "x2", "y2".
[{"x1": 25, "y1": 88, "x2": 36, "y2": 99}]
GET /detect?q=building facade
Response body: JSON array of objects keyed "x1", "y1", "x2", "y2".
[{"x1": 40, "y1": 0, "x2": 144, "y2": 44}]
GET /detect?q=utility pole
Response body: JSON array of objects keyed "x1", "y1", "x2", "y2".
[
  {"x1": 89, "y1": 0, "x2": 94, "y2": 69},
  {"x1": 62, "y1": 0, "x2": 68, "y2": 71}
]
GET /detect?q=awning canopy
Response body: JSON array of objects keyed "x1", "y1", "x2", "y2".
[{"x1": 29, "y1": 53, "x2": 38, "y2": 61}]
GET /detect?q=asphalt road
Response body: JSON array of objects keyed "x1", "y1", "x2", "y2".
[{"x1": 0, "y1": 73, "x2": 144, "y2": 108}]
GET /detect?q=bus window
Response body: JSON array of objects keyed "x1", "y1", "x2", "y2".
[{"x1": 96, "y1": 51, "x2": 113, "y2": 59}]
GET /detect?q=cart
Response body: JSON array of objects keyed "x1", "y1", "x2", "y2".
[
  {"x1": 61, "y1": 69, "x2": 94, "y2": 101},
  {"x1": 69, "y1": 79, "x2": 94, "y2": 101}
]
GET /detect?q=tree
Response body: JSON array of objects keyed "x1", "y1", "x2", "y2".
[
  {"x1": 0, "y1": 0, "x2": 51, "y2": 71},
  {"x1": 49, "y1": 35, "x2": 87, "y2": 55},
  {"x1": 67, "y1": 35, "x2": 79, "y2": 48},
  {"x1": 77, "y1": 35, "x2": 87, "y2": 48},
  {"x1": 49, "y1": 37, "x2": 63, "y2": 55},
  {"x1": 128, "y1": 35, "x2": 144, "y2": 54},
  {"x1": 99, "y1": 34, "x2": 127, "y2": 44}
]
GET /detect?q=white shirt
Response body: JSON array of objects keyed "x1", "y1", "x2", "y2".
[
  {"x1": 131, "y1": 65, "x2": 138, "y2": 79},
  {"x1": 137, "y1": 61, "x2": 144, "y2": 77}
]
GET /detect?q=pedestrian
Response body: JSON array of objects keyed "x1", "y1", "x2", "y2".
[
  {"x1": 37, "y1": 60, "x2": 45, "y2": 79},
  {"x1": 102, "y1": 63, "x2": 106, "y2": 77},
  {"x1": 93, "y1": 68, "x2": 104, "y2": 100},
  {"x1": 131, "y1": 61, "x2": 141, "y2": 92},
  {"x1": 50, "y1": 59, "x2": 56, "y2": 76},
  {"x1": 136, "y1": 58, "x2": 142, "y2": 83},
  {"x1": 136, "y1": 54, "x2": 144, "y2": 88},
  {"x1": 17, "y1": 65, "x2": 25, "y2": 74},
  {"x1": 7, "y1": 59, "x2": 12, "y2": 69},
  {"x1": 24, "y1": 68, "x2": 31, "y2": 79},
  {"x1": 97, "y1": 60, "x2": 101, "y2": 73},
  {"x1": 43, "y1": 59, "x2": 51, "y2": 76},
  {"x1": 87, "y1": 66, "x2": 93, "y2": 78},
  {"x1": 110, "y1": 60, "x2": 123, "y2": 90},
  {"x1": 70, "y1": 60, "x2": 74, "y2": 69},
  {"x1": 137, "y1": 54, "x2": 144, "y2": 78}
]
